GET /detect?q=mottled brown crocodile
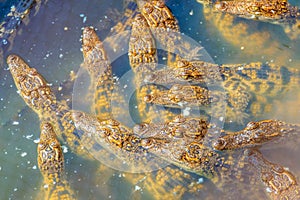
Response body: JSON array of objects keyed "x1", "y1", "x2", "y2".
[
  {"x1": 198, "y1": 0, "x2": 300, "y2": 39},
  {"x1": 8, "y1": 44, "x2": 298, "y2": 200},
  {"x1": 132, "y1": 115, "x2": 300, "y2": 199},
  {"x1": 213, "y1": 0, "x2": 300, "y2": 23},
  {"x1": 75, "y1": 111, "x2": 297, "y2": 199},
  {"x1": 213, "y1": 119, "x2": 300, "y2": 150},
  {"x1": 37, "y1": 122, "x2": 75, "y2": 200},
  {"x1": 6, "y1": 48, "x2": 205, "y2": 200},
  {"x1": 246, "y1": 149, "x2": 300, "y2": 200},
  {"x1": 142, "y1": 58, "x2": 300, "y2": 124},
  {"x1": 7, "y1": 54, "x2": 95, "y2": 158}
]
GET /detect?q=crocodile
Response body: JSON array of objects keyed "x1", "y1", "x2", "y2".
[
  {"x1": 7, "y1": 29, "x2": 296, "y2": 200},
  {"x1": 213, "y1": 119, "x2": 300, "y2": 150},
  {"x1": 75, "y1": 110, "x2": 300, "y2": 199},
  {"x1": 197, "y1": 0, "x2": 300, "y2": 39},
  {"x1": 132, "y1": 115, "x2": 300, "y2": 199},
  {"x1": 7, "y1": 51, "x2": 216, "y2": 199},
  {"x1": 246, "y1": 149, "x2": 300, "y2": 200},
  {"x1": 122, "y1": 0, "x2": 300, "y2": 125},
  {"x1": 142, "y1": 57, "x2": 300, "y2": 124},
  {"x1": 128, "y1": 12, "x2": 178, "y2": 122},
  {"x1": 6, "y1": 0, "x2": 300, "y2": 199},
  {"x1": 36, "y1": 122, "x2": 75, "y2": 200}
]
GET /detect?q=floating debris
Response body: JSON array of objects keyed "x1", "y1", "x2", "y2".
[{"x1": 20, "y1": 152, "x2": 27, "y2": 157}]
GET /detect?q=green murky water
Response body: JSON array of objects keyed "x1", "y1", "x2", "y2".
[{"x1": 1, "y1": 0, "x2": 300, "y2": 199}]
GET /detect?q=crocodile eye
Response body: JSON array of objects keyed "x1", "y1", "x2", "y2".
[
  {"x1": 50, "y1": 141, "x2": 59, "y2": 148},
  {"x1": 246, "y1": 121, "x2": 259, "y2": 130},
  {"x1": 213, "y1": 138, "x2": 227, "y2": 150},
  {"x1": 215, "y1": 2, "x2": 228, "y2": 11},
  {"x1": 143, "y1": 5, "x2": 153, "y2": 14},
  {"x1": 273, "y1": 165, "x2": 284, "y2": 173},
  {"x1": 140, "y1": 138, "x2": 154, "y2": 149},
  {"x1": 39, "y1": 143, "x2": 46, "y2": 150},
  {"x1": 144, "y1": 94, "x2": 153, "y2": 102},
  {"x1": 41, "y1": 122, "x2": 51, "y2": 131},
  {"x1": 133, "y1": 123, "x2": 149, "y2": 134},
  {"x1": 29, "y1": 68, "x2": 38, "y2": 75},
  {"x1": 261, "y1": 172, "x2": 273, "y2": 182},
  {"x1": 155, "y1": 0, "x2": 164, "y2": 8}
]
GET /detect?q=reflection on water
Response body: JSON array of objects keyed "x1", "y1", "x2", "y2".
[{"x1": 1, "y1": 0, "x2": 300, "y2": 199}]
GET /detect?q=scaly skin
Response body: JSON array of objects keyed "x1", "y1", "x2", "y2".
[
  {"x1": 128, "y1": 12, "x2": 177, "y2": 122},
  {"x1": 128, "y1": 13, "x2": 157, "y2": 71},
  {"x1": 246, "y1": 149, "x2": 300, "y2": 200},
  {"x1": 144, "y1": 84, "x2": 225, "y2": 108},
  {"x1": 8, "y1": 54, "x2": 92, "y2": 158},
  {"x1": 81, "y1": 27, "x2": 114, "y2": 119},
  {"x1": 199, "y1": 0, "x2": 300, "y2": 40},
  {"x1": 137, "y1": 0, "x2": 179, "y2": 31},
  {"x1": 37, "y1": 122, "x2": 75, "y2": 200},
  {"x1": 143, "y1": 59, "x2": 300, "y2": 124},
  {"x1": 75, "y1": 113, "x2": 268, "y2": 198},
  {"x1": 201, "y1": 4, "x2": 296, "y2": 62},
  {"x1": 213, "y1": 120, "x2": 300, "y2": 150},
  {"x1": 213, "y1": 0, "x2": 300, "y2": 23},
  {"x1": 137, "y1": 0, "x2": 183, "y2": 65},
  {"x1": 81, "y1": 27, "x2": 131, "y2": 124},
  {"x1": 71, "y1": 110, "x2": 172, "y2": 172},
  {"x1": 132, "y1": 115, "x2": 300, "y2": 199}
]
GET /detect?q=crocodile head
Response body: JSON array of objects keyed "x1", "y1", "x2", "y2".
[
  {"x1": 37, "y1": 122, "x2": 64, "y2": 178},
  {"x1": 7, "y1": 55, "x2": 56, "y2": 115}
]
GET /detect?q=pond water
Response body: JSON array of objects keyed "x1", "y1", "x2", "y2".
[{"x1": 1, "y1": 0, "x2": 300, "y2": 199}]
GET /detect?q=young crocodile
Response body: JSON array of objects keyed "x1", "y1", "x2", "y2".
[
  {"x1": 142, "y1": 57, "x2": 300, "y2": 124},
  {"x1": 198, "y1": 0, "x2": 300, "y2": 39},
  {"x1": 75, "y1": 110, "x2": 300, "y2": 199},
  {"x1": 213, "y1": 119, "x2": 300, "y2": 150},
  {"x1": 132, "y1": 115, "x2": 300, "y2": 199},
  {"x1": 122, "y1": 0, "x2": 299, "y2": 125},
  {"x1": 36, "y1": 122, "x2": 75, "y2": 200},
  {"x1": 246, "y1": 149, "x2": 300, "y2": 200}
]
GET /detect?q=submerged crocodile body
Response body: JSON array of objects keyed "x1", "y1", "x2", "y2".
[
  {"x1": 198, "y1": 0, "x2": 300, "y2": 40},
  {"x1": 212, "y1": 0, "x2": 300, "y2": 23},
  {"x1": 213, "y1": 119, "x2": 300, "y2": 150},
  {"x1": 6, "y1": 0, "x2": 300, "y2": 199},
  {"x1": 118, "y1": 1, "x2": 300, "y2": 125},
  {"x1": 10, "y1": 51, "x2": 300, "y2": 199},
  {"x1": 143, "y1": 57, "x2": 300, "y2": 124},
  {"x1": 247, "y1": 149, "x2": 300, "y2": 200},
  {"x1": 37, "y1": 122, "x2": 75, "y2": 200}
]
